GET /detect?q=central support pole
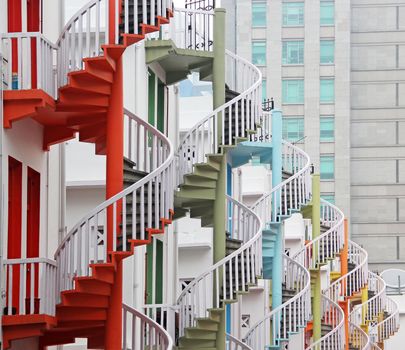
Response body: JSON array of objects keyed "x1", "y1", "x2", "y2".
[
  {"x1": 312, "y1": 174, "x2": 322, "y2": 343},
  {"x1": 105, "y1": 0, "x2": 124, "y2": 343},
  {"x1": 212, "y1": 8, "x2": 227, "y2": 350},
  {"x1": 271, "y1": 110, "x2": 282, "y2": 311},
  {"x1": 341, "y1": 219, "x2": 349, "y2": 350}
]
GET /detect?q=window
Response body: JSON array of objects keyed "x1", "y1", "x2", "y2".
[
  {"x1": 282, "y1": 80, "x2": 304, "y2": 104},
  {"x1": 320, "y1": 155, "x2": 334, "y2": 180},
  {"x1": 262, "y1": 79, "x2": 267, "y2": 101},
  {"x1": 283, "y1": 117, "x2": 304, "y2": 142},
  {"x1": 282, "y1": 2, "x2": 304, "y2": 26},
  {"x1": 320, "y1": 40, "x2": 334, "y2": 64},
  {"x1": 320, "y1": 2, "x2": 334, "y2": 25},
  {"x1": 252, "y1": 2, "x2": 266, "y2": 27},
  {"x1": 321, "y1": 194, "x2": 335, "y2": 204},
  {"x1": 252, "y1": 41, "x2": 266, "y2": 66},
  {"x1": 282, "y1": 41, "x2": 304, "y2": 65},
  {"x1": 320, "y1": 78, "x2": 334, "y2": 103},
  {"x1": 320, "y1": 117, "x2": 334, "y2": 142}
]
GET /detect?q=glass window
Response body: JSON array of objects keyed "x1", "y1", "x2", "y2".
[
  {"x1": 282, "y1": 2, "x2": 304, "y2": 26},
  {"x1": 282, "y1": 79, "x2": 304, "y2": 104},
  {"x1": 283, "y1": 117, "x2": 304, "y2": 142},
  {"x1": 262, "y1": 79, "x2": 267, "y2": 101},
  {"x1": 252, "y1": 2, "x2": 266, "y2": 27},
  {"x1": 320, "y1": 78, "x2": 334, "y2": 103},
  {"x1": 320, "y1": 40, "x2": 334, "y2": 64},
  {"x1": 320, "y1": 117, "x2": 334, "y2": 142},
  {"x1": 321, "y1": 194, "x2": 335, "y2": 204},
  {"x1": 252, "y1": 41, "x2": 266, "y2": 66},
  {"x1": 320, "y1": 2, "x2": 334, "y2": 25},
  {"x1": 282, "y1": 41, "x2": 304, "y2": 65},
  {"x1": 320, "y1": 155, "x2": 334, "y2": 180}
]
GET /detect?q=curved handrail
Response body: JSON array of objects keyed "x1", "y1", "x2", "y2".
[
  {"x1": 177, "y1": 195, "x2": 263, "y2": 335},
  {"x1": 177, "y1": 49, "x2": 262, "y2": 186},
  {"x1": 226, "y1": 333, "x2": 253, "y2": 350},
  {"x1": 250, "y1": 139, "x2": 311, "y2": 223},
  {"x1": 122, "y1": 303, "x2": 173, "y2": 350},
  {"x1": 349, "y1": 322, "x2": 371, "y2": 350},
  {"x1": 55, "y1": 108, "x2": 174, "y2": 297},
  {"x1": 369, "y1": 296, "x2": 399, "y2": 344},
  {"x1": 56, "y1": 0, "x2": 172, "y2": 87},
  {"x1": 244, "y1": 253, "x2": 311, "y2": 348},
  {"x1": 306, "y1": 295, "x2": 345, "y2": 350},
  {"x1": 292, "y1": 199, "x2": 345, "y2": 270},
  {"x1": 325, "y1": 240, "x2": 368, "y2": 303},
  {"x1": 350, "y1": 272, "x2": 386, "y2": 329},
  {"x1": 240, "y1": 139, "x2": 312, "y2": 348}
]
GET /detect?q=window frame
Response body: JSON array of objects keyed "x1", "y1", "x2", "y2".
[
  {"x1": 282, "y1": 79, "x2": 305, "y2": 104},
  {"x1": 282, "y1": 117, "x2": 305, "y2": 143},
  {"x1": 320, "y1": 1, "x2": 335, "y2": 26},
  {"x1": 320, "y1": 39, "x2": 335, "y2": 65},
  {"x1": 320, "y1": 78, "x2": 335, "y2": 103},
  {"x1": 320, "y1": 155, "x2": 335, "y2": 180},
  {"x1": 252, "y1": 40, "x2": 267, "y2": 66},
  {"x1": 282, "y1": 2, "x2": 305, "y2": 27},
  {"x1": 252, "y1": 1, "x2": 267, "y2": 28},
  {"x1": 282, "y1": 40, "x2": 304, "y2": 65},
  {"x1": 320, "y1": 116, "x2": 335, "y2": 142}
]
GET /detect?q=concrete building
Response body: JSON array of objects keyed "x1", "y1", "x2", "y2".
[
  {"x1": 223, "y1": 0, "x2": 405, "y2": 270},
  {"x1": 350, "y1": 0, "x2": 405, "y2": 271}
]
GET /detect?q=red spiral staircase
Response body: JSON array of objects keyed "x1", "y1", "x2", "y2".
[{"x1": 2, "y1": 1, "x2": 174, "y2": 349}]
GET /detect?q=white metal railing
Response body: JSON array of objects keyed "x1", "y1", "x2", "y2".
[
  {"x1": 0, "y1": 32, "x2": 56, "y2": 97},
  {"x1": 3, "y1": 258, "x2": 57, "y2": 316},
  {"x1": 141, "y1": 304, "x2": 178, "y2": 343},
  {"x1": 306, "y1": 295, "x2": 345, "y2": 350},
  {"x1": 226, "y1": 333, "x2": 253, "y2": 350},
  {"x1": 55, "y1": 108, "x2": 174, "y2": 299},
  {"x1": 350, "y1": 271, "x2": 386, "y2": 329},
  {"x1": 349, "y1": 322, "x2": 370, "y2": 350},
  {"x1": 244, "y1": 254, "x2": 311, "y2": 349},
  {"x1": 326, "y1": 241, "x2": 368, "y2": 303},
  {"x1": 177, "y1": 49, "x2": 262, "y2": 187},
  {"x1": 369, "y1": 296, "x2": 399, "y2": 344},
  {"x1": 292, "y1": 199, "x2": 344, "y2": 270},
  {"x1": 172, "y1": 7, "x2": 214, "y2": 51},
  {"x1": 251, "y1": 140, "x2": 311, "y2": 225},
  {"x1": 177, "y1": 195, "x2": 262, "y2": 336},
  {"x1": 56, "y1": 0, "x2": 173, "y2": 87},
  {"x1": 122, "y1": 303, "x2": 173, "y2": 350}
]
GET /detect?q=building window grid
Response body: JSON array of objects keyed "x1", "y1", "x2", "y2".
[
  {"x1": 321, "y1": 194, "x2": 335, "y2": 204},
  {"x1": 252, "y1": 2, "x2": 267, "y2": 27},
  {"x1": 320, "y1": 78, "x2": 335, "y2": 103},
  {"x1": 282, "y1": 2, "x2": 304, "y2": 27},
  {"x1": 282, "y1": 79, "x2": 304, "y2": 104},
  {"x1": 320, "y1": 40, "x2": 335, "y2": 64},
  {"x1": 320, "y1": 117, "x2": 334, "y2": 142},
  {"x1": 283, "y1": 117, "x2": 304, "y2": 142},
  {"x1": 252, "y1": 41, "x2": 266, "y2": 66},
  {"x1": 320, "y1": 1, "x2": 335, "y2": 26},
  {"x1": 282, "y1": 41, "x2": 304, "y2": 65},
  {"x1": 320, "y1": 155, "x2": 334, "y2": 180}
]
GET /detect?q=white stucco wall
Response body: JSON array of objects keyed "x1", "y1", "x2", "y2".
[{"x1": 2, "y1": 118, "x2": 60, "y2": 259}]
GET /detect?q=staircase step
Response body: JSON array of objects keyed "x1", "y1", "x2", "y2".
[
  {"x1": 61, "y1": 291, "x2": 109, "y2": 308},
  {"x1": 56, "y1": 306, "x2": 107, "y2": 322},
  {"x1": 75, "y1": 278, "x2": 112, "y2": 296},
  {"x1": 185, "y1": 328, "x2": 217, "y2": 340}
]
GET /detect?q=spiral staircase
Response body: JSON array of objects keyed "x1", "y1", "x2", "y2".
[{"x1": 2, "y1": 0, "x2": 176, "y2": 348}]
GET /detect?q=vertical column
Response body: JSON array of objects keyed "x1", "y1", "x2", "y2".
[
  {"x1": 341, "y1": 219, "x2": 349, "y2": 350},
  {"x1": 105, "y1": 0, "x2": 124, "y2": 342},
  {"x1": 312, "y1": 174, "x2": 321, "y2": 342},
  {"x1": 212, "y1": 8, "x2": 226, "y2": 350},
  {"x1": 271, "y1": 109, "x2": 282, "y2": 310}
]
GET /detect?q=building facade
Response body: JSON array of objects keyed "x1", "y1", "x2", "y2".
[{"x1": 223, "y1": 0, "x2": 405, "y2": 270}]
